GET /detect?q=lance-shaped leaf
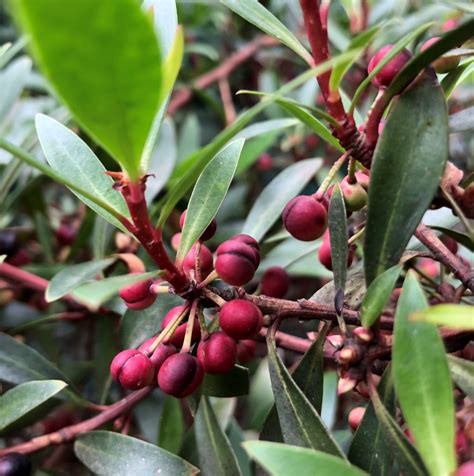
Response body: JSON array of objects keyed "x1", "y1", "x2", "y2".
[
  {"x1": 429, "y1": 226, "x2": 474, "y2": 252},
  {"x1": 75, "y1": 431, "x2": 198, "y2": 476},
  {"x1": 447, "y1": 355, "x2": 474, "y2": 401},
  {"x1": 242, "y1": 159, "x2": 322, "y2": 242},
  {"x1": 266, "y1": 332, "x2": 344, "y2": 457},
  {"x1": 244, "y1": 442, "x2": 367, "y2": 476},
  {"x1": 411, "y1": 304, "x2": 474, "y2": 330},
  {"x1": 177, "y1": 139, "x2": 244, "y2": 262},
  {"x1": 15, "y1": 0, "x2": 163, "y2": 180},
  {"x1": 194, "y1": 396, "x2": 242, "y2": 476},
  {"x1": 36, "y1": 115, "x2": 130, "y2": 231},
  {"x1": 360, "y1": 265, "x2": 402, "y2": 328},
  {"x1": 348, "y1": 367, "x2": 396, "y2": 476},
  {"x1": 46, "y1": 258, "x2": 116, "y2": 302},
  {"x1": 364, "y1": 74, "x2": 448, "y2": 284},
  {"x1": 393, "y1": 272, "x2": 456, "y2": 476},
  {"x1": 202, "y1": 366, "x2": 249, "y2": 398},
  {"x1": 158, "y1": 395, "x2": 184, "y2": 455},
  {"x1": 220, "y1": 0, "x2": 312, "y2": 65},
  {"x1": 0, "y1": 380, "x2": 67, "y2": 433}
]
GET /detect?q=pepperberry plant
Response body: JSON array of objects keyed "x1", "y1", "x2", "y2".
[{"x1": 0, "y1": 0, "x2": 473, "y2": 475}]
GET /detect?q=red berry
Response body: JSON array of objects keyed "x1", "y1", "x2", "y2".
[
  {"x1": 197, "y1": 332, "x2": 237, "y2": 374},
  {"x1": 56, "y1": 223, "x2": 77, "y2": 246},
  {"x1": 283, "y1": 195, "x2": 328, "y2": 241},
  {"x1": 110, "y1": 349, "x2": 154, "y2": 390},
  {"x1": 119, "y1": 278, "x2": 156, "y2": 310},
  {"x1": 368, "y1": 45, "x2": 412, "y2": 88},
  {"x1": 0, "y1": 453, "x2": 32, "y2": 476},
  {"x1": 157, "y1": 353, "x2": 204, "y2": 398},
  {"x1": 179, "y1": 210, "x2": 217, "y2": 241},
  {"x1": 318, "y1": 232, "x2": 355, "y2": 271},
  {"x1": 219, "y1": 299, "x2": 263, "y2": 340},
  {"x1": 216, "y1": 238, "x2": 260, "y2": 286},
  {"x1": 162, "y1": 305, "x2": 201, "y2": 347},
  {"x1": 236, "y1": 339, "x2": 257, "y2": 364},
  {"x1": 460, "y1": 184, "x2": 474, "y2": 219},
  {"x1": 182, "y1": 243, "x2": 213, "y2": 277},
  {"x1": 421, "y1": 37, "x2": 460, "y2": 73},
  {"x1": 257, "y1": 153, "x2": 273, "y2": 171},
  {"x1": 261, "y1": 266, "x2": 289, "y2": 298},
  {"x1": 138, "y1": 338, "x2": 177, "y2": 371},
  {"x1": 440, "y1": 235, "x2": 458, "y2": 254}
]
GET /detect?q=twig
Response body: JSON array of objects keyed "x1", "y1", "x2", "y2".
[{"x1": 218, "y1": 78, "x2": 237, "y2": 126}]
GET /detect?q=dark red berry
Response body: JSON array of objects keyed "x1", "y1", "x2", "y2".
[
  {"x1": 283, "y1": 195, "x2": 328, "y2": 241},
  {"x1": 261, "y1": 266, "x2": 289, "y2": 298},
  {"x1": 0, "y1": 453, "x2": 32, "y2": 476},
  {"x1": 197, "y1": 331, "x2": 237, "y2": 374},
  {"x1": 216, "y1": 238, "x2": 260, "y2": 286},
  {"x1": 179, "y1": 210, "x2": 217, "y2": 241},
  {"x1": 162, "y1": 305, "x2": 200, "y2": 347},
  {"x1": 119, "y1": 277, "x2": 156, "y2": 310},
  {"x1": 138, "y1": 338, "x2": 177, "y2": 371},
  {"x1": 182, "y1": 243, "x2": 213, "y2": 277},
  {"x1": 368, "y1": 45, "x2": 412, "y2": 88},
  {"x1": 236, "y1": 339, "x2": 257, "y2": 364},
  {"x1": 157, "y1": 353, "x2": 204, "y2": 398},
  {"x1": 110, "y1": 349, "x2": 154, "y2": 390},
  {"x1": 56, "y1": 223, "x2": 77, "y2": 246},
  {"x1": 460, "y1": 183, "x2": 474, "y2": 219},
  {"x1": 440, "y1": 235, "x2": 458, "y2": 255},
  {"x1": 421, "y1": 37, "x2": 460, "y2": 73},
  {"x1": 219, "y1": 299, "x2": 263, "y2": 340}
]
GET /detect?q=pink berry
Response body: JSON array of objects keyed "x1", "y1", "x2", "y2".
[
  {"x1": 179, "y1": 210, "x2": 217, "y2": 241},
  {"x1": 110, "y1": 349, "x2": 154, "y2": 390},
  {"x1": 219, "y1": 299, "x2": 263, "y2": 340},
  {"x1": 119, "y1": 278, "x2": 156, "y2": 310},
  {"x1": 283, "y1": 195, "x2": 328, "y2": 241},
  {"x1": 456, "y1": 462, "x2": 474, "y2": 476},
  {"x1": 197, "y1": 332, "x2": 237, "y2": 374},
  {"x1": 257, "y1": 153, "x2": 273, "y2": 171},
  {"x1": 162, "y1": 305, "x2": 201, "y2": 347},
  {"x1": 348, "y1": 407, "x2": 366, "y2": 430},
  {"x1": 158, "y1": 353, "x2": 204, "y2": 398},
  {"x1": 171, "y1": 233, "x2": 181, "y2": 251},
  {"x1": 368, "y1": 45, "x2": 412, "y2": 88},
  {"x1": 182, "y1": 243, "x2": 213, "y2": 277},
  {"x1": 261, "y1": 266, "x2": 289, "y2": 298}
]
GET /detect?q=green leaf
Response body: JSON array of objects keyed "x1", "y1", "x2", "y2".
[
  {"x1": 441, "y1": 59, "x2": 474, "y2": 97},
  {"x1": 220, "y1": 0, "x2": 312, "y2": 65},
  {"x1": 0, "y1": 332, "x2": 70, "y2": 385},
  {"x1": 15, "y1": 0, "x2": 162, "y2": 180},
  {"x1": 121, "y1": 294, "x2": 183, "y2": 349},
  {"x1": 393, "y1": 272, "x2": 456, "y2": 476},
  {"x1": 328, "y1": 184, "x2": 348, "y2": 292},
  {"x1": 330, "y1": 46, "x2": 366, "y2": 97},
  {"x1": 244, "y1": 441, "x2": 367, "y2": 476},
  {"x1": 177, "y1": 139, "x2": 244, "y2": 262},
  {"x1": 159, "y1": 26, "x2": 183, "y2": 108},
  {"x1": 46, "y1": 258, "x2": 115, "y2": 302},
  {"x1": 411, "y1": 304, "x2": 474, "y2": 329},
  {"x1": 158, "y1": 395, "x2": 184, "y2": 455},
  {"x1": 364, "y1": 75, "x2": 448, "y2": 284},
  {"x1": 0, "y1": 380, "x2": 67, "y2": 433},
  {"x1": 370, "y1": 380, "x2": 428, "y2": 476},
  {"x1": 266, "y1": 332, "x2": 344, "y2": 456},
  {"x1": 74, "y1": 431, "x2": 198, "y2": 476},
  {"x1": 194, "y1": 396, "x2": 243, "y2": 476},
  {"x1": 72, "y1": 271, "x2": 160, "y2": 311},
  {"x1": 348, "y1": 367, "x2": 396, "y2": 476},
  {"x1": 360, "y1": 265, "x2": 402, "y2": 328},
  {"x1": 447, "y1": 355, "x2": 474, "y2": 401},
  {"x1": 0, "y1": 56, "x2": 32, "y2": 123},
  {"x1": 429, "y1": 226, "x2": 474, "y2": 251},
  {"x1": 242, "y1": 159, "x2": 322, "y2": 242},
  {"x1": 202, "y1": 366, "x2": 249, "y2": 397},
  {"x1": 36, "y1": 115, "x2": 130, "y2": 231},
  {"x1": 227, "y1": 419, "x2": 253, "y2": 476}
]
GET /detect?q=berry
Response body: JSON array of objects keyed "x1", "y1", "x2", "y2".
[
  {"x1": 197, "y1": 331, "x2": 237, "y2": 374},
  {"x1": 341, "y1": 177, "x2": 368, "y2": 212},
  {"x1": 171, "y1": 233, "x2": 181, "y2": 251},
  {"x1": 440, "y1": 235, "x2": 458, "y2": 254},
  {"x1": 216, "y1": 237, "x2": 260, "y2": 286},
  {"x1": 354, "y1": 171, "x2": 370, "y2": 190},
  {"x1": 282, "y1": 195, "x2": 327, "y2": 241},
  {"x1": 261, "y1": 266, "x2": 289, "y2": 298},
  {"x1": 256, "y1": 153, "x2": 273, "y2": 171},
  {"x1": 182, "y1": 243, "x2": 213, "y2": 278},
  {"x1": 348, "y1": 407, "x2": 365, "y2": 431},
  {"x1": 456, "y1": 462, "x2": 474, "y2": 476},
  {"x1": 110, "y1": 349, "x2": 154, "y2": 390},
  {"x1": 368, "y1": 45, "x2": 412, "y2": 88},
  {"x1": 179, "y1": 210, "x2": 217, "y2": 241},
  {"x1": 460, "y1": 183, "x2": 474, "y2": 219},
  {"x1": 157, "y1": 353, "x2": 204, "y2": 398},
  {"x1": 56, "y1": 223, "x2": 77, "y2": 246},
  {"x1": 162, "y1": 305, "x2": 200, "y2": 347},
  {"x1": 219, "y1": 299, "x2": 263, "y2": 340},
  {"x1": 318, "y1": 232, "x2": 355, "y2": 271},
  {"x1": 138, "y1": 338, "x2": 177, "y2": 371},
  {"x1": 236, "y1": 339, "x2": 257, "y2": 364},
  {"x1": 421, "y1": 37, "x2": 460, "y2": 73},
  {"x1": 0, "y1": 453, "x2": 32, "y2": 476},
  {"x1": 119, "y1": 278, "x2": 156, "y2": 310}
]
